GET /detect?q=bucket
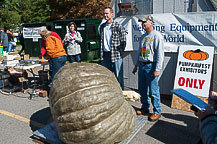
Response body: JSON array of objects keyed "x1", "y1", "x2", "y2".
[
  {"x1": 0, "y1": 46, "x2": 3, "y2": 56},
  {"x1": 38, "y1": 70, "x2": 49, "y2": 84},
  {"x1": 0, "y1": 71, "x2": 10, "y2": 88}
]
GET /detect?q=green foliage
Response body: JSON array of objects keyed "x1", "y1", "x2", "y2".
[
  {"x1": 48, "y1": 0, "x2": 111, "y2": 19},
  {"x1": 0, "y1": 0, "x2": 51, "y2": 30},
  {"x1": 0, "y1": 0, "x2": 110, "y2": 30},
  {"x1": 0, "y1": 9, "x2": 21, "y2": 29},
  {"x1": 19, "y1": 0, "x2": 51, "y2": 23}
]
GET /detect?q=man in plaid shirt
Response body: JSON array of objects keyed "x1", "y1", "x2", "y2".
[{"x1": 98, "y1": 7, "x2": 126, "y2": 90}]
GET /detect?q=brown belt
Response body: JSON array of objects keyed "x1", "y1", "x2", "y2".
[{"x1": 140, "y1": 61, "x2": 153, "y2": 65}]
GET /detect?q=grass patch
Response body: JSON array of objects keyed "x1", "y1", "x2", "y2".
[{"x1": 82, "y1": 58, "x2": 100, "y2": 64}]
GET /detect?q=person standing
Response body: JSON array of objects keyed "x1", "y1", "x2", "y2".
[
  {"x1": 6, "y1": 29, "x2": 14, "y2": 53},
  {"x1": 18, "y1": 31, "x2": 25, "y2": 55},
  {"x1": 39, "y1": 27, "x2": 63, "y2": 81},
  {"x1": 0, "y1": 27, "x2": 8, "y2": 52},
  {"x1": 39, "y1": 26, "x2": 63, "y2": 58},
  {"x1": 39, "y1": 29, "x2": 67, "y2": 82},
  {"x1": 132, "y1": 15, "x2": 164, "y2": 121},
  {"x1": 98, "y1": 7, "x2": 126, "y2": 90},
  {"x1": 63, "y1": 22, "x2": 83, "y2": 63},
  {"x1": 0, "y1": 28, "x2": 2, "y2": 42}
]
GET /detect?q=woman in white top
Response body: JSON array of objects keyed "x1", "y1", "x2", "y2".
[{"x1": 63, "y1": 22, "x2": 83, "y2": 63}]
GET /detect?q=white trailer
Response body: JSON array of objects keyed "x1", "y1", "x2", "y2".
[{"x1": 109, "y1": 0, "x2": 217, "y2": 96}]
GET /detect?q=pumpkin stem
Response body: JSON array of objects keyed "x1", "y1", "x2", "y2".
[{"x1": 194, "y1": 49, "x2": 201, "y2": 53}]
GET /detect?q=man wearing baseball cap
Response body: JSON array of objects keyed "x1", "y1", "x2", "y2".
[
  {"x1": 132, "y1": 15, "x2": 164, "y2": 121},
  {"x1": 39, "y1": 26, "x2": 63, "y2": 59},
  {"x1": 40, "y1": 28, "x2": 67, "y2": 82}
]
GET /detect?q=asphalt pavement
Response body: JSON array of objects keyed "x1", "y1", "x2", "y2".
[
  {"x1": 0, "y1": 89, "x2": 201, "y2": 144},
  {"x1": 0, "y1": 91, "x2": 50, "y2": 144},
  {"x1": 129, "y1": 99, "x2": 200, "y2": 144},
  {"x1": 0, "y1": 47, "x2": 201, "y2": 144}
]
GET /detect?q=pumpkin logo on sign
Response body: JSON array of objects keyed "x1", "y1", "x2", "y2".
[{"x1": 183, "y1": 49, "x2": 209, "y2": 61}]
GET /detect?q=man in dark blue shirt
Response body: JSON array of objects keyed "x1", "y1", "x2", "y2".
[{"x1": 0, "y1": 27, "x2": 8, "y2": 52}]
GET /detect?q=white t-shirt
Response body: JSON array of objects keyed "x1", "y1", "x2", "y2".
[{"x1": 103, "y1": 23, "x2": 112, "y2": 52}]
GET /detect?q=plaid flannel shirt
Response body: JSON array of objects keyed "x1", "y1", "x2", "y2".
[{"x1": 99, "y1": 21, "x2": 126, "y2": 63}]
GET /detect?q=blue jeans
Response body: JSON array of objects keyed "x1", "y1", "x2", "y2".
[
  {"x1": 49, "y1": 60, "x2": 53, "y2": 80},
  {"x1": 8, "y1": 42, "x2": 12, "y2": 53},
  {"x1": 68, "y1": 54, "x2": 81, "y2": 63},
  {"x1": 50, "y1": 56, "x2": 67, "y2": 81},
  {"x1": 138, "y1": 63, "x2": 161, "y2": 114},
  {"x1": 101, "y1": 52, "x2": 124, "y2": 90}
]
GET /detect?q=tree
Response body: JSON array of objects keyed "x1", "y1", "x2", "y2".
[
  {"x1": 0, "y1": 0, "x2": 51, "y2": 29},
  {"x1": 48, "y1": 0, "x2": 112, "y2": 20},
  {"x1": 20, "y1": 0, "x2": 51, "y2": 23},
  {"x1": 0, "y1": 0, "x2": 112, "y2": 30},
  {"x1": 0, "y1": 9, "x2": 21, "y2": 29},
  {"x1": 0, "y1": 0, "x2": 21, "y2": 29}
]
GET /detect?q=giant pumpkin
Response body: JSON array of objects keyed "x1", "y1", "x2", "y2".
[{"x1": 49, "y1": 63, "x2": 137, "y2": 144}]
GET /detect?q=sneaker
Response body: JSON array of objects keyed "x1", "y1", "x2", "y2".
[
  {"x1": 148, "y1": 113, "x2": 161, "y2": 121},
  {"x1": 136, "y1": 108, "x2": 149, "y2": 115}
]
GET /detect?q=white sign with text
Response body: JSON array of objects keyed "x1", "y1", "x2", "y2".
[
  {"x1": 115, "y1": 12, "x2": 217, "y2": 52},
  {"x1": 173, "y1": 45, "x2": 214, "y2": 97},
  {"x1": 23, "y1": 27, "x2": 41, "y2": 38}
]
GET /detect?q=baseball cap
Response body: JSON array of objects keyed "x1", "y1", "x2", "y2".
[
  {"x1": 138, "y1": 15, "x2": 154, "y2": 23},
  {"x1": 39, "y1": 26, "x2": 50, "y2": 37},
  {"x1": 39, "y1": 26, "x2": 47, "y2": 32}
]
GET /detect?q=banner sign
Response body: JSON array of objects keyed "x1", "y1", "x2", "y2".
[
  {"x1": 173, "y1": 45, "x2": 214, "y2": 97},
  {"x1": 115, "y1": 12, "x2": 217, "y2": 52},
  {"x1": 23, "y1": 27, "x2": 41, "y2": 38}
]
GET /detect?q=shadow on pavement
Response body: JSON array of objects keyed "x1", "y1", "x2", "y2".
[
  {"x1": 146, "y1": 113, "x2": 200, "y2": 144},
  {"x1": 131, "y1": 105, "x2": 140, "y2": 111},
  {"x1": 29, "y1": 107, "x2": 53, "y2": 132},
  {"x1": 161, "y1": 97, "x2": 173, "y2": 107}
]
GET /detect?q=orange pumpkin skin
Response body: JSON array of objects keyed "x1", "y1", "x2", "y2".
[
  {"x1": 183, "y1": 50, "x2": 192, "y2": 60},
  {"x1": 183, "y1": 49, "x2": 209, "y2": 60}
]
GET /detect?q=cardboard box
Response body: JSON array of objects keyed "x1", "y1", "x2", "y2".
[
  {"x1": 20, "y1": 54, "x2": 29, "y2": 60},
  {"x1": 24, "y1": 54, "x2": 29, "y2": 60},
  {"x1": 39, "y1": 90, "x2": 48, "y2": 97},
  {"x1": 18, "y1": 77, "x2": 28, "y2": 82},
  {"x1": 3, "y1": 54, "x2": 20, "y2": 61},
  {"x1": 3, "y1": 55, "x2": 14, "y2": 61},
  {"x1": 13, "y1": 55, "x2": 21, "y2": 60},
  {"x1": 8, "y1": 68, "x2": 28, "y2": 83},
  {"x1": 8, "y1": 68, "x2": 28, "y2": 77},
  {"x1": 2, "y1": 60, "x2": 19, "y2": 66}
]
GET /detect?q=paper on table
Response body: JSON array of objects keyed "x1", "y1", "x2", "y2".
[{"x1": 171, "y1": 88, "x2": 208, "y2": 111}]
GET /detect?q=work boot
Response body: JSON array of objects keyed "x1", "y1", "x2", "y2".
[
  {"x1": 136, "y1": 108, "x2": 149, "y2": 115},
  {"x1": 148, "y1": 113, "x2": 161, "y2": 121}
]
